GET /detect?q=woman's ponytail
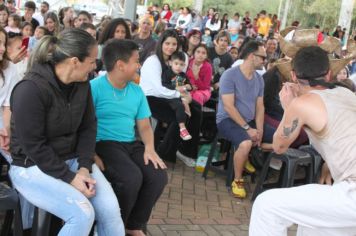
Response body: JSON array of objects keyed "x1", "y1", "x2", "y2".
[{"x1": 27, "y1": 35, "x2": 57, "y2": 69}]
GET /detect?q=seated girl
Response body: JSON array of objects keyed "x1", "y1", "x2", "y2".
[{"x1": 186, "y1": 44, "x2": 213, "y2": 106}]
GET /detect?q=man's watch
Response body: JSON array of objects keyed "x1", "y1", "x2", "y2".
[{"x1": 242, "y1": 123, "x2": 250, "y2": 130}]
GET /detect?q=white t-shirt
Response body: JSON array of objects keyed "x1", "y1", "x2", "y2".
[
  {"x1": 228, "y1": 19, "x2": 241, "y2": 30},
  {"x1": 33, "y1": 13, "x2": 44, "y2": 26},
  {"x1": 349, "y1": 73, "x2": 356, "y2": 86},
  {"x1": 285, "y1": 30, "x2": 295, "y2": 41},
  {"x1": 0, "y1": 62, "x2": 21, "y2": 128},
  {"x1": 13, "y1": 58, "x2": 28, "y2": 80},
  {"x1": 176, "y1": 14, "x2": 192, "y2": 29},
  {"x1": 205, "y1": 19, "x2": 221, "y2": 32}
]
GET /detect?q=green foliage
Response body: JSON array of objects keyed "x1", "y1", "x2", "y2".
[
  {"x1": 147, "y1": 0, "x2": 280, "y2": 14},
  {"x1": 146, "y1": 0, "x2": 356, "y2": 32},
  {"x1": 287, "y1": 0, "x2": 356, "y2": 32},
  {"x1": 201, "y1": 0, "x2": 280, "y2": 17},
  {"x1": 147, "y1": 0, "x2": 193, "y2": 9}
]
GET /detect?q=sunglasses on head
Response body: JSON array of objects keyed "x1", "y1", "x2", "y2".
[{"x1": 8, "y1": 32, "x2": 22, "y2": 38}]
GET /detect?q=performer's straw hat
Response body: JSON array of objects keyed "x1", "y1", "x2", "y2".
[{"x1": 275, "y1": 29, "x2": 355, "y2": 80}]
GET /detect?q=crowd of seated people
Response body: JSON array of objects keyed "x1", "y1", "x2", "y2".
[{"x1": 0, "y1": 1, "x2": 355, "y2": 235}]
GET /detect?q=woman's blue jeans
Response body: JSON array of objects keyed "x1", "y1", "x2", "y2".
[{"x1": 9, "y1": 159, "x2": 125, "y2": 236}]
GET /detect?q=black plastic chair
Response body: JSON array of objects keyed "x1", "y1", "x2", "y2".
[
  {"x1": 202, "y1": 134, "x2": 256, "y2": 187},
  {"x1": 251, "y1": 148, "x2": 314, "y2": 201},
  {"x1": 0, "y1": 182, "x2": 23, "y2": 236},
  {"x1": 199, "y1": 106, "x2": 217, "y2": 144},
  {"x1": 202, "y1": 135, "x2": 234, "y2": 187},
  {"x1": 0, "y1": 155, "x2": 10, "y2": 184},
  {"x1": 30, "y1": 208, "x2": 52, "y2": 236},
  {"x1": 298, "y1": 145, "x2": 323, "y2": 182},
  {"x1": 0, "y1": 154, "x2": 68, "y2": 236}
]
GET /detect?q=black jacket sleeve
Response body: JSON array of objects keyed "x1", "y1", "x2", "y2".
[
  {"x1": 75, "y1": 87, "x2": 96, "y2": 172},
  {"x1": 161, "y1": 68, "x2": 177, "y2": 90},
  {"x1": 11, "y1": 81, "x2": 76, "y2": 183},
  {"x1": 179, "y1": 72, "x2": 191, "y2": 85}
]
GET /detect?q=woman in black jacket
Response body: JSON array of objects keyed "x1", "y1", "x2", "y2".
[{"x1": 8, "y1": 29, "x2": 125, "y2": 236}]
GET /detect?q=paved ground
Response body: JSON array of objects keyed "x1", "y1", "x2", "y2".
[{"x1": 147, "y1": 161, "x2": 297, "y2": 236}]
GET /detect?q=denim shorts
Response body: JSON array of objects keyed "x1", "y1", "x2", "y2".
[
  {"x1": 217, "y1": 118, "x2": 274, "y2": 147},
  {"x1": 217, "y1": 118, "x2": 251, "y2": 146}
]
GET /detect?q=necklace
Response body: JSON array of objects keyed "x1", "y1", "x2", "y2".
[
  {"x1": 112, "y1": 86, "x2": 127, "y2": 101},
  {"x1": 107, "y1": 76, "x2": 127, "y2": 101}
]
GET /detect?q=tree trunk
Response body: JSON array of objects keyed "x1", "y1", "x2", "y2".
[
  {"x1": 278, "y1": 0, "x2": 283, "y2": 19},
  {"x1": 338, "y1": 0, "x2": 355, "y2": 45},
  {"x1": 193, "y1": 0, "x2": 204, "y2": 14},
  {"x1": 322, "y1": 16, "x2": 326, "y2": 29},
  {"x1": 108, "y1": 0, "x2": 125, "y2": 18},
  {"x1": 281, "y1": 0, "x2": 291, "y2": 29},
  {"x1": 124, "y1": 0, "x2": 138, "y2": 21}
]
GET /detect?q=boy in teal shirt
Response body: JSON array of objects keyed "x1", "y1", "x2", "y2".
[{"x1": 90, "y1": 39, "x2": 167, "y2": 235}]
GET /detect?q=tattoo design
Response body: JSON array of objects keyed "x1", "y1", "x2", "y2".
[{"x1": 282, "y1": 118, "x2": 299, "y2": 138}]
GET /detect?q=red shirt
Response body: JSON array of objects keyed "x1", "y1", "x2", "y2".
[
  {"x1": 317, "y1": 32, "x2": 324, "y2": 44},
  {"x1": 162, "y1": 10, "x2": 172, "y2": 21}
]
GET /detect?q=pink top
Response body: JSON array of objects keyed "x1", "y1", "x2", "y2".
[{"x1": 186, "y1": 59, "x2": 212, "y2": 91}]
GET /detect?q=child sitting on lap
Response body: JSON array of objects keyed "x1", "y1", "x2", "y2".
[{"x1": 162, "y1": 51, "x2": 193, "y2": 140}]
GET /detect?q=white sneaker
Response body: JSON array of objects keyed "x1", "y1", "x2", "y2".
[
  {"x1": 269, "y1": 158, "x2": 283, "y2": 170},
  {"x1": 176, "y1": 151, "x2": 196, "y2": 167}
]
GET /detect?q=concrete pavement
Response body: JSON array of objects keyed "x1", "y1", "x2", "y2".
[{"x1": 148, "y1": 161, "x2": 297, "y2": 235}]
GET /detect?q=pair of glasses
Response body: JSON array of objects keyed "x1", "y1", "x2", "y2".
[{"x1": 253, "y1": 53, "x2": 267, "y2": 61}]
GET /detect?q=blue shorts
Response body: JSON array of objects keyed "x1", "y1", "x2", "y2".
[{"x1": 217, "y1": 118, "x2": 274, "y2": 147}]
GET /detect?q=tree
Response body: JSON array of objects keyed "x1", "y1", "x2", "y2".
[
  {"x1": 147, "y1": 0, "x2": 356, "y2": 35},
  {"x1": 338, "y1": 0, "x2": 355, "y2": 43},
  {"x1": 305, "y1": 0, "x2": 340, "y2": 28},
  {"x1": 148, "y1": 0, "x2": 193, "y2": 9},
  {"x1": 287, "y1": 0, "x2": 315, "y2": 27},
  {"x1": 201, "y1": 0, "x2": 279, "y2": 18},
  {"x1": 280, "y1": 0, "x2": 291, "y2": 29},
  {"x1": 193, "y1": 0, "x2": 204, "y2": 13},
  {"x1": 149, "y1": 0, "x2": 280, "y2": 16},
  {"x1": 108, "y1": 0, "x2": 125, "y2": 17}
]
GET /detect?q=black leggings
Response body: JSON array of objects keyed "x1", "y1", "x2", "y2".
[
  {"x1": 167, "y1": 98, "x2": 187, "y2": 124},
  {"x1": 147, "y1": 96, "x2": 203, "y2": 162},
  {"x1": 95, "y1": 141, "x2": 168, "y2": 230}
]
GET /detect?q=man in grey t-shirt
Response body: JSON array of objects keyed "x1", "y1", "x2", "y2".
[{"x1": 216, "y1": 40, "x2": 274, "y2": 198}]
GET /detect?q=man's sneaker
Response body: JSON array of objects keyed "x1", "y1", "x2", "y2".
[
  {"x1": 176, "y1": 151, "x2": 196, "y2": 167},
  {"x1": 231, "y1": 179, "x2": 247, "y2": 198},
  {"x1": 244, "y1": 160, "x2": 256, "y2": 174},
  {"x1": 180, "y1": 128, "x2": 192, "y2": 141}
]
